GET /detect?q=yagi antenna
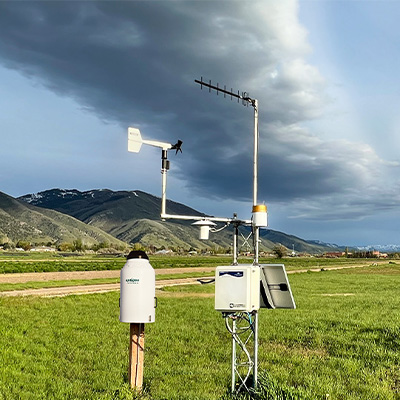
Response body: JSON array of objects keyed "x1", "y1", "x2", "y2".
[
  {"x1": 195, "y1": 75, "x2": 260, "y2": 263},
  {"x1": 194, "y1": 76, "x2": 255, "y2": 108}
]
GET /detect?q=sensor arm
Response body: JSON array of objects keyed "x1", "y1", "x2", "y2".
[
  {"x1": 142, "y1": 139, "x2": 172, "y2": 151},
  {"x1": 161, "y1": 213, "x2": 251, "y2": 224},
  {"x1": 128, "y1": 126, "x2": 252, "y2": 232},
  {"x1": 128, "y1": 127, "x2": 175, "y2": 153}
]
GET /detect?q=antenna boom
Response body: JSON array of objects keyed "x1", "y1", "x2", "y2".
[
  {"x1": 195, "y1": 79, "x2": 242, "y2": 99},
  {"x1": 195, "y1": 77, "x2": 255, "y2": 106}
]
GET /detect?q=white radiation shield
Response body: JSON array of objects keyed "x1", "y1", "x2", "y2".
[{"x1": 192, "y1": 220, "x2": 216, "y2": 240}]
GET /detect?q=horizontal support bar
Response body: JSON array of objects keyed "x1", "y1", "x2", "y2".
[{"x1": 161, "y1": 213, "x2": 251, "y2": 225}]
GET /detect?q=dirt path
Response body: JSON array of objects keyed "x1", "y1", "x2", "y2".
[
  {"x1": 0, "y1": 267, "x2": 216, "y2": 298},
  {"x1": 0, "y1": 263, "x2": 378, "y2": 298},
  {"x1": 0, "y1": 267, "x2": 216, "y2": 284},
  {"x1": 0, "y1": 277, "x2": 211, "y2": 298}
]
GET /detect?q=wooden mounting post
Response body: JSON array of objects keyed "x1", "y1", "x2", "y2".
[{"x1": 129, "y1": 323, "x2": 145, "y2": 390}]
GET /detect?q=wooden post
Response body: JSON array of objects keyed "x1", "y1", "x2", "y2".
[{"x1": 129, "y1": 322, "x2": 145, "y2": 390}]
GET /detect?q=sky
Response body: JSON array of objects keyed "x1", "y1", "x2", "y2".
[{"x1": 0, "y1": 0, "x2": 400, "y2": 247}]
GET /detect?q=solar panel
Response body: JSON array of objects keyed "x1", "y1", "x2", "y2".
[{"x1": 259, "y1": 264, "x2": 296, "y2": 309}]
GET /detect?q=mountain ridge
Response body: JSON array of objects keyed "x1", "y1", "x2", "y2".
[
  {"x1": 0, "y1": 191, "x2": 126, "y2": 247},
  {"x1": 18, "y1": 188, "x2": 343, "y2": 253}
]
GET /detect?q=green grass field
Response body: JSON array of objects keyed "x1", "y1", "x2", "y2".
[
  {"x1": 1, "y1": 258, "x2": 400, "y2": 399},
  {"x1": 0, "y1": 253, "x2": 384, "y2": 274}
]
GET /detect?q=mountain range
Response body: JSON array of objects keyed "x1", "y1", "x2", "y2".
[
  {"x1": 15, "y1": 188, "x2": 342, "y2": 253},
  {"x1": 0, "y1": 191, "x2": 125, "y2": 247}
]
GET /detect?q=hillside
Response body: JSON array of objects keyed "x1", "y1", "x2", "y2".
[
  {"x1": 19, "y1": 189, "x2": 341, "y2": 253},
  {"x1": 0, "y1": 191, "x2": 126, "y2": 247},
  {"x1": 19, "y1": 189, "x2": 238, "y2": 250},
  {"x1": 260, "y1": 229, "x2": 339, "y2": 254},
  {"x1": 20, "y1": 189, "x2": 205, "y2": 226}
]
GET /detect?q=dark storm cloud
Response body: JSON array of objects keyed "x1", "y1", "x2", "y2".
[{"x1": 0, "y1": 1, "x2": 398, "y2": 221}]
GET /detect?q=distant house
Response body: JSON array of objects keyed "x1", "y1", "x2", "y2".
[
  {"x1": 372, "y1": 250, "x2": 388, "y2": 258},
  {"x1": 325, "y1": 252, "x2": 345, "y2": 258},
  {"x1": 30, "y1": 246, "x2": 56, "y2": 252},
  {"x1": 154, "y1": 249, "x2": 173, "y2": 255}
]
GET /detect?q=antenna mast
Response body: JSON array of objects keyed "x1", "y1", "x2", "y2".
[
  {"x1": 195, "y1": 77, "x2": 267, "y2": 393},
  {"x1": 194, "y1": 77, "x2": 262, "y2": 264}
]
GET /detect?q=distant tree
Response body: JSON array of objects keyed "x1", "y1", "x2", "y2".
[
  {"x1": 351, "y1": 250, "x2": 378, "y2": 259},
  {"x1": 16, "y1": 240, "x2": 31, "y2": 251},
  {"x1": 114, "y1": 243, "x2": 128, "y2": 252},
  {"x1": 210, "y1": 246, "x2": 225, "y2": 255},
  {"x1": 58, "y1": 242, "x2": 73, "y2": 252},
  {"x1": 273, "y1": 244, "x2": 287, "y2": 259},
  {"x1": 73, "y1": 239, "x2": 83, "y2": 252},
  {"x1": 91, "y1": 241, "x2": 110, "y2": 252},
  {"x1": 131, "y1": 242, "x2": 145, "y2": 252}
]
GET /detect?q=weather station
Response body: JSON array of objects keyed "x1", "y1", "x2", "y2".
[{"x1": 126, "y1": 77, "x2": 296, "y2": 394}]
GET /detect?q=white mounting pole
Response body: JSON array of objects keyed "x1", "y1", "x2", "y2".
[
  {"x1": 253, "y1": 99, "x2": 260, "y2": 267},
  {"x1": 161, "y1": 150, "x2": 168, "y2": 217},
  {"x1": 253, "y1": 99, "x2": 259, "y2": 208},
  {"x1": 161, "y1": 170, "x2": 167, "y2": 216},
  {"x1": 231, "y1": 318, "x2": 237, "y2": 392},
  {"x1": 232, "y1": 223, "x2": 239, "y2": 266},
  {"x1": 254, "y1": 312, "x2": 259, "y2": 388},
  {"x1": 252, "y1": 99, "x2": 260, "y2": 389}
]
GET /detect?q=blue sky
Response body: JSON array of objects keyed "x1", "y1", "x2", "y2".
[{"x1": 0, "y1": 0, "x2": 399, "y2": 246}]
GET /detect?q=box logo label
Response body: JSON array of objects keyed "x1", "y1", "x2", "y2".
[{"x1": 219, "y1": 271, "x2": 244, "y2": 278}]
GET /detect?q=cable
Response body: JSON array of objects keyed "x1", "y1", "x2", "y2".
[{"x1": 210, "y1": 223, "x2": 230, "y2": 233}]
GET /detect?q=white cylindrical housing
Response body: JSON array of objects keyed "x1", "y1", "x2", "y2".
[
  {"x1": 120, "y1": 258, "x2": 156, "y2": 323},
  {"x1": 252, "y1": 204, "x2": 268, "y2": 227},
  {"x1": 199, "y1": 225, "x2": 210, "y2": 240}
]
